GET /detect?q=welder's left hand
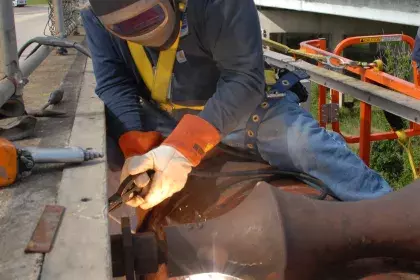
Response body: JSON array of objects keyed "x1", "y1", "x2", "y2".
[{"x1": 123, "y1": 145, "x2": 193, "y2": 209}]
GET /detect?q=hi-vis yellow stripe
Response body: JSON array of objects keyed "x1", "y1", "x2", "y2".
[
  {"x1": 127, "y1": 41, "x2": 154, "y2": 92},
  {"x1": 127, "y1": 32, "x2": 204, "y2": 112},
  {"x1": 127, "y1": 36, "x2": 179, "y2": 104}
]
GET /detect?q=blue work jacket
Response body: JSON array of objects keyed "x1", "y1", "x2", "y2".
[
  {"x1": 81, "y1": 0, "x2": 265, "y2": 140},
  {"x1": 413, "y1": 27, "x2": 420, "y2": 67}
]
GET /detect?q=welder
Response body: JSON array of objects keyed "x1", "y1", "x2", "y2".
[
  {"x1": 413, "y1": 27, "x2": 420, "y2": 69},
  {"x1": 81, "y1": 0, "x2": 392, "y2": 210}
]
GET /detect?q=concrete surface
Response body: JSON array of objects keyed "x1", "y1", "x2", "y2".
[
  {"x1": 254, "y1": 0, "x2": 420, "y2": 26},
  {"x1": 0, "y1": 32, "x2": 95, "y2": 279},
  {"x1": 41, "y1": 58, "x2": 111, "y2": 280},
  {"x1": 14, "y1": 5, "x2": 50, "y2": 59}
]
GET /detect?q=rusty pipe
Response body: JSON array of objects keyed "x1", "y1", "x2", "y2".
[{"x1": 163, "y1": 180, "x2": 420, "y2": 279}]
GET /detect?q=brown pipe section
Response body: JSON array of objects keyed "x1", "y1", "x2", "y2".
[
  {"x1": 278, "y1": 180, "x2": 420, "y2": 279},
  {"x1": 163, "y1": 180, "x2": 420, "y2": 279}
]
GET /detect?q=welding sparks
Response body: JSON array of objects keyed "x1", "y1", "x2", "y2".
[{"x1": 182, "y1": 273, "x2": 242, "y2": 279}]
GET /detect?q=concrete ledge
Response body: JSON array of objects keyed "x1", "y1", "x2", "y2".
[
  {"x1": 254, "y1": 0, "x2": 420, "y2": 26},
  {"x1": 40, "y1": 59, "x2": 112, "y2": 279}
]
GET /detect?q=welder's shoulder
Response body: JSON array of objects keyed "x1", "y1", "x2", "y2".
[
  {"x1": 193, "y1": 0, "x2": 259, "y2": 29},
  {"x1": 80, "y1": 5, "x2": 105, "y2": 30},
  {"x1": 198, "y1": 0, "x2": 255, "y2": 12},
  {"x1": 413, "y1": 27, "x2": 420, "y2": 64}
]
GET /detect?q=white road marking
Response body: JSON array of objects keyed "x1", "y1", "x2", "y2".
[{"x1": 15, "y1": 12, "x2": 47, "y2": 23}]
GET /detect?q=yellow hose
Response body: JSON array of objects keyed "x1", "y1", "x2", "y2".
[
  {"x1": 262, "y1": 38, "x2": 328, "y2": 63},
  {"x1": 262, "y1": 38, "x2": 378, "y2": 69},
  {"x1": 396, "y1": 130, "x2": 419, "y2": 179}
]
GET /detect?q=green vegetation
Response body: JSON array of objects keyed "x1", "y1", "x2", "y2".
[
  {"x1": 309, "y1": 41, "x2": 419, "y2": 189},
  {"x1": 26, "y1": 0, "x2": 48, "y2": 5}
]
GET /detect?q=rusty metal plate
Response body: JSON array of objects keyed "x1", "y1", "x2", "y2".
[{"x1": 25, "y1": 205, "x2": 65, "y2": 253}]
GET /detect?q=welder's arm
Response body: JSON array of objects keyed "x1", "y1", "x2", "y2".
[
  {"x1": 81, "y1": 8, "x2": 161, "y2": 158},
  {"x1": 198, "y1": 0, "x2": 265, "y2": 136},
  {"x1": 413, "y1": 27, "x2": 420, "y2": 69}
]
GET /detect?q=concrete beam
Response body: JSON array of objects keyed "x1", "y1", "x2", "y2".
[
  {"x1": 255, "y1": 0, "x2": 420, "y2": 26},
  {"x1": 40, "y1": 59, "x2": 112, "y2": 280},
  {"x1": 257, "y1": 8, "x2": 417, "y2": 48}
]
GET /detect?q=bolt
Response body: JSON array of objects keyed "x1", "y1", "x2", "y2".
[{"x1": 83, "y1": 148, "x2": 104, "y2": 161}]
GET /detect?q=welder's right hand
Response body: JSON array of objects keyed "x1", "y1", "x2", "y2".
[
  {"x1": 121, "y1": 114, "x2": 221, "y2": 209},
  {"x1": 122, "y1": 145, "x2": 193, "y2": 209},
  {"x1": 118, "y1": 130, "x2": 163, "y2": 206}
]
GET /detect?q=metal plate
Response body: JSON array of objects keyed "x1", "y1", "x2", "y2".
[
  {"x1": 321, "y1": 103, "x2": 339, "y2": 123},
  {"x1": 25, "y1": 205, "x2": 65, "y2": 253}
]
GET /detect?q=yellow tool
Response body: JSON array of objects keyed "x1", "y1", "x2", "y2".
[{"x1": 0, "y1": 138, "x2": 103, "y2": 187}]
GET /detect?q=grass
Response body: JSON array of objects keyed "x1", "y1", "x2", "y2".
[{"x1": 26, "y1": 0, "x2": 48, "y2": 5}]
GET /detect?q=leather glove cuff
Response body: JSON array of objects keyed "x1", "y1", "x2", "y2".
[
  {"x1": 119, "y1": 131, "x2": 163, "y2": 159},
  {"x1": 163, "y1": 114, "x2": 221, "y2": 167}
]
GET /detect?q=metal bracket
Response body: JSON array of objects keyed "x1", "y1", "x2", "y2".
[
  {"x1": 110, "y1": 217, "x2": 160, "y2": 279},
  {"x1": 321, "y1": 103, "x2": 339, "y2": 124}
]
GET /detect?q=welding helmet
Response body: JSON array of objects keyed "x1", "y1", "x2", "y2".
[{"x1": 89, "y1": 0, "x2": 180, "y2": 48}]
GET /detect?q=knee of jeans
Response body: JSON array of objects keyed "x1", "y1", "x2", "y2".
[
  {"x1": 325, "y1": 130, "x2": 347, "y2": 146},
  {"x1": 221, "y1": 131, "x2": 246, "y2": 150},
  {"x1": 289, "y1": 132, "x2": 319, "y2": 171}
]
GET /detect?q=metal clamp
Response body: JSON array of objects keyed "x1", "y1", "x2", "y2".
[
  {"x1": 324, "y1": 56, "x2": 346, "y2": 70},
  {"x1": 321, "y1": 103, "x2": 339, "y2": 124}
]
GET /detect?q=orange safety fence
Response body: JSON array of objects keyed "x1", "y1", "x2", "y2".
[{"x1": 299, "y1": 34, "x2": 420, "y2": 165}]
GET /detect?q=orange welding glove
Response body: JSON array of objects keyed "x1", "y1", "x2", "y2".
[
  {"x1": 118, "y1": 131, "x2": 163, "y2": 159},
  {"x1": 123, "y1": 114, "x2": 221, "y2": 209},
  {"x1": 119, "y1": 131, "x2": 163, "y2": 188}
]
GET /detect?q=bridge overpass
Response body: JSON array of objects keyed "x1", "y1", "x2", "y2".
[{"x1": 255, "y1": 0, "x2": 420, "y2": 49}]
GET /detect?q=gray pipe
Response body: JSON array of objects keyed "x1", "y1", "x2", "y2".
[
  {"x1": 52, "y1": 0, "x2": 66, "y2": 38},
  {"x1": 20, "y1": 45, "x2": 53, "y2": 78},
  {"x1": 22, "y1": 147, "x2": 103, "y2": 163},
  {"x1": 0, "y1": 0, "x2": 19, "y2": 77},
  {"x1": 0, "y1": 78, "x2": 16, "y2": 109}
]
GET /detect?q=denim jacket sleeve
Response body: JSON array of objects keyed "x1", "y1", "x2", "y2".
[
  {"x1": 81, "y1": 7, "x2": 145, "y2": 140},
  {"x1": 412, "y1": 27, "x2": 420, "y2": 68},
  {"x1": 198, "y1": 0, "x2": 265, "y2": 137}
]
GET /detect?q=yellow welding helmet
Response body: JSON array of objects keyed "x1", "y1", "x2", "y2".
[{"x1": 89, "y1": 0, "x2": 180, "y2": 49}]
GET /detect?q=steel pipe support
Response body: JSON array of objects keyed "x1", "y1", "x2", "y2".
[
  {"x1": 163, "y1": 180, "x2": 420, "y2": 279},
  {"x1": 0, "y1": 0, "x2": 19, "y2": 77},
  {"x1": 19, "y1": 45, "x2": 53, "y2": 78}
]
